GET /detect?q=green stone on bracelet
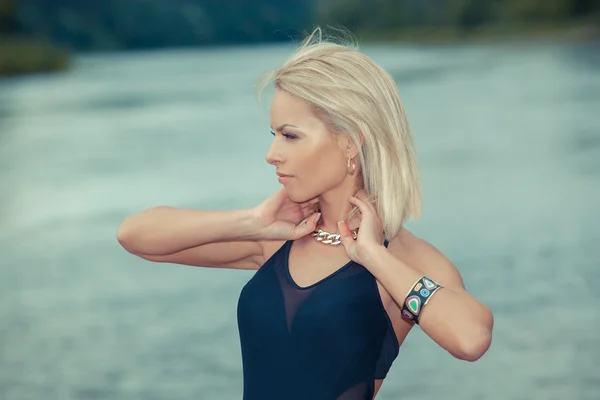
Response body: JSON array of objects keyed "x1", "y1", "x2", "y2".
[{"x1": 400, "y1": 276, "x2": 442, "y2": 324}]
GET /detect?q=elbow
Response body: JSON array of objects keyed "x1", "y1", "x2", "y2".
[
  {"x1": 454, "y1": 330, "x2": 492, "y2": 362},
  {"x1": 454, "y1": 308, "x2": 494, "y2": 362},
  {"x1": 116, "y1": 206, "x2": 170, "y2": 254},
  {"x1": 117, "y1": 213, "x2": 150, "y2": 254},
  {"x1": 116, "y1": 217, "x2": 135, "y2": 252}
]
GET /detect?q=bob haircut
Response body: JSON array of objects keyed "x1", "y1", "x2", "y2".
[{"x1": 256, "y1": 27, "x2": 422, "y2": 240}]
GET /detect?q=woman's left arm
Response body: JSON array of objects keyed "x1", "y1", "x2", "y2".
[
  {"x1": 363, "y1": 243, "x2": 493, "y2": 362},
  {"x1": 339, "y1": 196, "x2": 494, "y2": 362}
]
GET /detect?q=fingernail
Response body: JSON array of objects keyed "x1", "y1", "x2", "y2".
[{"x1": 315, "y1": 213, "x2": 321, "y2": 222}]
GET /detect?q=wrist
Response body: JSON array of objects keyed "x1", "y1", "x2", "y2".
[
  {"x1": 361, "y1": 243, "x2": 388, "y2": 269},
  {"x1": 232, "y1": 208, "x2": 265, "y2": 241}
]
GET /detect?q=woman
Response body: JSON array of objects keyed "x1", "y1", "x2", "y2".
[{"x1": 117, "y1": 28, "x2": 494, "y2": 400}]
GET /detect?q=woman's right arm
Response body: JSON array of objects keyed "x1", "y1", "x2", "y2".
[
  {"x1": 117, "y1": 189, "x2": 321, "y2": 270},
  {"x1": 116, "y1": 207, "x2": 265, "y2": 270}
]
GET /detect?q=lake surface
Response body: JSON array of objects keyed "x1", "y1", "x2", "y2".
[{"x1": 1, "y1": 41, "x2": 599, "y2": 400}]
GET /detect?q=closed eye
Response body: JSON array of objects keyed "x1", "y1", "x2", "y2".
[{"x1": 270, "y1": 131, "x2": 297, "y2": 140}]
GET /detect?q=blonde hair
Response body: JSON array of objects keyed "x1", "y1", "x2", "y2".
[{"x1": 256, "y1": 27, "x2": 422, "y2": 240}]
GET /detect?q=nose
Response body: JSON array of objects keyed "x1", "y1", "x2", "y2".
[{"x1": 265, "y1": 141, "x2": 283, "y2": 165}]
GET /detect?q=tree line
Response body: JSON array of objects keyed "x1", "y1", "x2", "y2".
[
  {"x1": 1, "y1": 0, "x2": 313, "y2": 51},
  {"x1": 1, "y1": 0, "x2": 598, "y2": 53},
  {"x1": 317, "y1": 0, "x2": 600, "y2": 32}
]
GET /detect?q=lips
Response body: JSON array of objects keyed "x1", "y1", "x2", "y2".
[{"x1": 277, "y1": 172, "x2": 293, "y2": 183}]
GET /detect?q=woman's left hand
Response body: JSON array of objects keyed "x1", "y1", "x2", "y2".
[{"x1": 338, "y1": 193, "x2": 384, "y2": 266}]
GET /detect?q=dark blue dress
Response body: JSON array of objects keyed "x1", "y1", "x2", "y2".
[{"x1": 237, "y1": 240, "x2": 399, "y2": 400}]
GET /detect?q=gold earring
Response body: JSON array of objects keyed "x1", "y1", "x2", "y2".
[{"x1": 347, "y1": 158, "x2": 356, "y2": 176}]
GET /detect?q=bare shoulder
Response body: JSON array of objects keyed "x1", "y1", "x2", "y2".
[{"x1": 387, "y1": 229, "x2": 465, "y2": 290}]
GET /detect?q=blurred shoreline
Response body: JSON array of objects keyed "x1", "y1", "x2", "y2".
[
  {"x1": 0, "y1": 36, "x2": 69, "y2": 77},
  {"x1": 1, "y1": 19, "x2": 599, "y2": 78},
  {"x1": 359, "y1": 19, "x2": 600, "y2": 44}
]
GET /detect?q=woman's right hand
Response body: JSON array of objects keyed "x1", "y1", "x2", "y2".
[{"x1": 252, "y1": 188, "x2": 321, "y2": 241}]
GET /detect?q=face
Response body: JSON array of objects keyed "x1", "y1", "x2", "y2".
[{"x1": 266, "y1": 89, "x2": 352, "y2": 202}]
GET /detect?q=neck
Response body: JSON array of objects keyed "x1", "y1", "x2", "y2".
[{"x1": 315, "y1": 183, "x2": 362, "y2": 233}]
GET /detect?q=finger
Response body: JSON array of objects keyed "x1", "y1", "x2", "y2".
[
  {"x1": 300, "y1": 201, "x2": 319, "y2": 210},
  {"x1": 337, "y1": 221, "x2": 355, "y2": 249},
  {"x1": 355, "y1": 190, "x2": 375, "y2": 207},
  {"x1": 337, "y1": 220, "x2": 352, "y2": 238},
  {"x1": 348, "y1": 196, "x2": 370, "y2": 214},
  {"x1": 291, "y1": 212, "x2": 321, "y2": 239},
  {"x1": 354, "y1": 190, "x2": 375, "y2": 205},
  {"x1": 300, "y1": 205, "x2": 318, "y2": 219},
  {"x1": 300, "y1": 201, "x2": 319, "y2": 214},
  {"x1": 300, "y1": 198, "x2": 320, "y2": 207},
  {"x1": 354, "y1": 190, "x2": 368, "y2": 201},
  {"x1": 350, "y1": 196, "x2": 377, "y2": 215}
]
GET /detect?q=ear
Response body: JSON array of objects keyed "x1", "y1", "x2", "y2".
[{"x1": 339, "y1": 134, "x2": 362, "y2": 159}]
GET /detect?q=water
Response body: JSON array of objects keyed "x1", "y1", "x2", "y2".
[{"x1": 1, "y1": 41, "x2": 599, "y2": 400}]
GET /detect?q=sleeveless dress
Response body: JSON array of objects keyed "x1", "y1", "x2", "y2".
[{"x1": 237, "y1": 240, "x2": 399, "y2": 400}]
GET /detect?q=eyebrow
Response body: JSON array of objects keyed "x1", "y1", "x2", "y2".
[{"x1": 271, "y1": 123, "x2": 299, "y2": 131}]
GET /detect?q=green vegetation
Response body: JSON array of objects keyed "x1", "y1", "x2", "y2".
[
  {"x1": 1, "y1": 0, "x2": 69, "y2": 77},
  {"x1": 1, "y1": 36, "x2": 69, "y2": 77},
  {"x1": 316, "y1": 0, "x2": 600, "y2": 43},
  {"x1": 1, "y1": 0, "x2": 599, "y2": 77},
  {"x1": 8, "y1": 0, "x2": 313, "y2": 51}
]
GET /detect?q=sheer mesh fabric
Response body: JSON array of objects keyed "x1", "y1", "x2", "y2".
[
  {"x1": 336, "y1": 382, "x2": 372, "y2": 400},
  {"x1": 374, "y1": 321, "x2": 400, "y2": 379},
  {"x1": 237, "y1": 240, "x2": 398, "y2": 400}
]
